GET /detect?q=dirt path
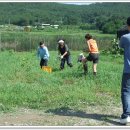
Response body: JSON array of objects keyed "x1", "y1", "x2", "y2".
[{"x1": 0, "y1": 105, "x2": 128, "y2": 126}]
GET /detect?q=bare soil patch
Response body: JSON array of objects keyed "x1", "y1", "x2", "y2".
[{"x1": 0, "y1": 105, "x2": 128, "y2": 126}]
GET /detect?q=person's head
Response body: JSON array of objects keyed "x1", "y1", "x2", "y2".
[
  {"x1": 127, "y1": 17, "x2": 130, "y2": 31},
  {"x1": 39, "y1": 41, "x2": 45, "y2": 48},
  {"x1": 85, "y1": 34, "x2": 92, "y2": 40},
  {"x1": 58, "y1": 40, "x2": 65, "y2": 48}
]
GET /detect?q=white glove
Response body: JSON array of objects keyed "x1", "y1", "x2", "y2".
[{"x1": 61, "y1": 55, "x2": 64, "y2": 59}]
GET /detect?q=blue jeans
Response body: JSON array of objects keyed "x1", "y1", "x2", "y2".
[
  {"x1": 60, "y1": 55, "x2": 73, "y2": 69},
  {"x1": 40, "y1": 58, "x2": 48, "y2": 68},
  {"x1": 121, "y1": 73, "x2": 130, "y2": 118}
]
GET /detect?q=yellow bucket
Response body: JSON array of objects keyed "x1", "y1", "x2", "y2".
[{"x1": 42, "y1": 66, "x2": 52, "y2": 73}]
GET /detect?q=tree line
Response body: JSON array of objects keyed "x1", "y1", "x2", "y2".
[{"x1": 0, "y1": 2, "x2": 130, "y2": 34}]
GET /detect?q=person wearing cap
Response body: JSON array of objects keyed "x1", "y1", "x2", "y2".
[
  {"x1": 37, "y1": 41, "x2": 50, "y2": 68},
  {"x1": 119, "y1": 17, "x2": 130, "y2": 125},
  {"x1": 58, "y1": 39, "x2": 73, "y2": 70},
  {"x1": 82, "y1": 34, "x2": 99, "y2": 75}
]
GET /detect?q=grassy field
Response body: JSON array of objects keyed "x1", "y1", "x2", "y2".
[{"x1": 0, "y1": 50, "x2": 123, "y2": 113}]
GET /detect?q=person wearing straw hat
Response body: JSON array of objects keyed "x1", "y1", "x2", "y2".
[{"x1": 58, "y1": 39, "x2": 73, "y2": 70}]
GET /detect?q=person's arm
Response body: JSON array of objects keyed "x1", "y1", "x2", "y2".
[
  {"x1": 62, "y1": 52, "x2": 67, "y2": 57},
  {"x1": 119, "y1": 36, "x2": 125, "y2": 49},
  {"x1": 62, "y1": 44, "x2": 68, "y2": 58},
  {"x1": 45, "y1": 46, "x2": 50, "y2": 58}
]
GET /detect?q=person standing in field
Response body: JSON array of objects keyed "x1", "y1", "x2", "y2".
[
  {"x1": 37, "y1": 41, "x2": 50, "y2": 68},
  {"x1": 58, "y1": 39, "x2": 73, "y2": 70},
  {"x1": 119, "y1": 17, "x2": 130, "y2": 125},
  {"x1": 82, "y1": 34, "x2": 99, "y2": 75}
]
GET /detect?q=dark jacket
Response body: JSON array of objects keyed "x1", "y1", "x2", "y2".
[{"x1": 58, "y1": 44, "x2": 70, "y2": 57}]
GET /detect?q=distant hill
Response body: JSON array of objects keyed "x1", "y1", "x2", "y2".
[{"x1": 0, "y1": 2, "x2": 129, "y2": 33}]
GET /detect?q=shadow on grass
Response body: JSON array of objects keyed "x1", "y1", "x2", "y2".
[{"x1": 45, "y1": 107, "x2": 121, "y2": 126}]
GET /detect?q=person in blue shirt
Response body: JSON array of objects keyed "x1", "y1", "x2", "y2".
[
  {"x1": 119, "y1": 17, "x2": 130, "y2": 125},
  {"x1": 37, "y1": 41, "x2": 50, "y2": 68}
]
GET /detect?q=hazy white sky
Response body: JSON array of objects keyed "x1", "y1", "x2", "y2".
[{"x1": 63, "y1": 2, "x2": 92, "y2": 5}]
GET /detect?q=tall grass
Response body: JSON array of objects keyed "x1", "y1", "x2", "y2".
[
  {"x1": 0, "y1": 30, "x2": 115, "y2": 51},
  {"x1": 0, "y1": 50, "x2": 123, "y2": 112}
]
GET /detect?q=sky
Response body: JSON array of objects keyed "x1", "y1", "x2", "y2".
[
  {"x1": 63, "y1": 2, "x2": 92, "y2": 5},
  {"x1": 0, "y1": 0, "x2": 128, "y2": 3},
  {"x1": 0, "y1": 0, "x2": 128, "y2": 2}
]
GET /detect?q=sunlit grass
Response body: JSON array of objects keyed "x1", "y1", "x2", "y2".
[{"x1": 0, "y1": 51, "x2": 123, "y2": 112}]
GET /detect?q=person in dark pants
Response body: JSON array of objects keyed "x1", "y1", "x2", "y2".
[
  {"x1": 82, "y1": 34, "x2": 99, "y2": 75},
  {"x1": 58, "y1": 39, "x2": 73, "y2": 70},
  {"x1": 119, "y1": 17, "x2": 130, "y2": 125},
  {"x1": 37, "y1": 41, "x2": 50, "y2": 68}
]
